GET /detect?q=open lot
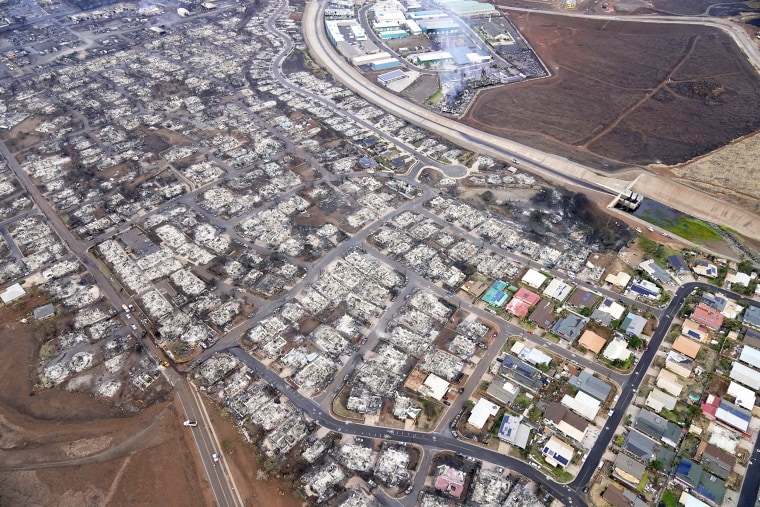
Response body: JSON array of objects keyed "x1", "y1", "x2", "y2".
[
  {"x1": 666, "y1": 131, "x2": 760, "y2": 217},
  {"x1": 0, "y1": 298, "x2": 208, "y2": 506},
  {"x1": 462, "y1": 13, "x2": 760, "y2": 166},
  {"x1": 0, "y1": 298, "x2": 298, "y2": 507}
]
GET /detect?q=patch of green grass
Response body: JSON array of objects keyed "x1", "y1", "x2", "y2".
[
  {"x1": 670, "y1": 217, "x2": 722, "y2": 242},
  {"x1": 426, "y1": 89, "x2": 443, "y2": 105},
  {"x1": 661, "y1": 490, "x2": 679, "y2": 507},
  {"x1": 637, "y1": 471, "x2": 649, "y2": 493},
  {"x1": 659, "y1": 408, "x2": 680, "y2": 424},
  {"x1": 643, "y1": 215, "x2": 722, "y2": 243}
]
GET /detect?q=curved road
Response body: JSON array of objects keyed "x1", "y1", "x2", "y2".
[
  {"x1": 224, "y1": 280, "x2": 760, "y2": 506},
  {"x1": 498, "y1": 6, "x2": 760, "y2": 74},
  {"x1": 301, "y1": 0, "x2": 760, "y2": 243}
]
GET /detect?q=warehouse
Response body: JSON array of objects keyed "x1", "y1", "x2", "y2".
[
  {"x1": 417, "y1": 19, "x2": 460, "y2": 34},
  {"x1": 377, "y1": 69, "x2": 406, "y2": 86},
  {"x1": 370, "y1": 57, "x2": 401, "y2": 70},
  {"x1": 441, "y1": 0, "x2": 497, "y2": 17},
  {"x1": 352, "y1": 51, "x2": 393, "y2": 66},
  {"x1": 379, "y1": 29, "x2": 408, "y2": 39},
  {"x1": 406, "y1": 9, "x2": 448, "y2": 20},
  {"x1": 413, "y1": 50, "x2": 453, "y2": 65}
]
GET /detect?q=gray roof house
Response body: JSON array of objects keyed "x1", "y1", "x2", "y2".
[
  {"x1": 621, "y1": 312, "x2": 647, "y2": 338},
  {"x1": 569, "y1": 370, "x2": 612, "y2": 401},
  {"x1": 623, "y1": 430, "x2": 658, "y2": 462},
  {"x1": 551, "y1": 314, "x2": 587, "y2": 343},
  {"x1": 744, "y1": 305, "x2": 760, "y2": 330},
  {"x1": 634, "y1": 409, "x2": 682, "y2": 448}
]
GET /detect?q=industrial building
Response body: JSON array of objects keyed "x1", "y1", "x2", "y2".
[
  {"x1": 413, "y1": 50, "x2": 453, "y2": 65},
  {"x1": 370, "y1": 57, "x2": 401, "y2": 70},
  {"x1": 377, "y1": 69, "x2": 407, "y2": 86},
  {"x1": 439, "y1": 0, "x2": 497, "y2": 17}
]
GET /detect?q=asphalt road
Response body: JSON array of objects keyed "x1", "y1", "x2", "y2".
[
  {"x1": 223, "y1": 274, "x2": 760, "y2": 506},
  {"x1": 0, "y1": 128, "x2": 244, "y2": 507},
  {"x1": 301, "y1": 0, "x2": 631, "y2": 198}
]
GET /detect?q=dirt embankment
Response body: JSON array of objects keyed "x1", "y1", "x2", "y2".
[
  {"x1": 0, "y1": 296, "x2": 298, "y2": 507},
  {"x1": 0, "y1": 295, "x2": 209, "y2": 506}
]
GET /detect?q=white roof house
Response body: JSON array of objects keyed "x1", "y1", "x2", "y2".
[
  {"x1": 602, "y1": 336, "x2": 631, "y2": 362},
  {"x1": 656, "y1": 369, "x2": 683, "y2": 397},
  {"x1": 521, "y1": 269, "x2": 547, "y2": 289},
  {"x1": 0, "y1": 283, "x2": 25, "y2": 304},
  {"x1": 739, "y1": 345, "x2": 760, "y2": 370},
  {"x1": 646, "y1": 389, "x2": 677, "y2": 413},
  {"x1": 420, "y1": 374, "x2": 449, "y2": 400},
  {"x1": 561, "y1": 391, "x2": 600, "y2": 421},
  {"x1": 715, "y1": 400, "x2": 751, "y2": 433},
  {"x1": 542, "y1": 435, "x2": 574, "y2": 468},
  {"x1": 680, "y1": 492, "x2": 711, "y2": 507},
  {"x1": 605, "y1": 271, "x2": 631, "y2": 288},
  {"x1": 543, "y1": 278, "x2": 572, "y2": 302},
  {"x1": 727, "y1": 381, "x2": 755, "y2": 411},
  {"x1": 468, "y1": 398, "x2": 500, "y2": 429},
  {"x1": 727, "y1": 271, "x2": 751, "y2": 287},
  {"x1": 522, "y1": 347, "x2": 552, "y2": 366},
  {"x1": 597, "y1": 299, "x2": 626, "y2": 320},
  {"x1": 730, "y1": 362, "x2": 760, "y2": 390}
]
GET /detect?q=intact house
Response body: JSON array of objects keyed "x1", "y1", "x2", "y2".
[
  {"x1": 690, "y1": 303, "x2": 723, "y2": 331},
  {"x1": 551, "y1": 314, "x2": 587, "y2": 343},
  {"x1": 544, "y1": 402, "x2": 588, "y2": 443},
  {"x1": 541, "y1": 435, "x2": 574, "y2": 468}
]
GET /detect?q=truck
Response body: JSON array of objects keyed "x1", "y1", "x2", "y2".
[{"x1": 122, "y1": 304, "x2": 129, "y2": 312}]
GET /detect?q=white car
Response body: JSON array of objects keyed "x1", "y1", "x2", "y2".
[
  {"x1": 212, "y1": 453, "x2": 219, "y2": 464},
  {"x1": 183, "y1": 420, "x2": 197, "y2": 427}
]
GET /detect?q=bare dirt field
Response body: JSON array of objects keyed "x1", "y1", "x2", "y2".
[
  {"x1": 200, "y1": 397, "x2": 304, "y2": 507},
  {"x1": 661, "y1": 131, "x2": 760, "y2": 216},
  {"x1": 640, "y1": 0, "x2": 730, "y2": 15},
  {"x1": 462, "y1": 13, "x2": 760, "y2": 167},
  {"x1": 0, "y1": 298, "x2": 210, "y2": 506},
  {"x1": 0, "y1": 297, "x2": 299, "y2": 507}
]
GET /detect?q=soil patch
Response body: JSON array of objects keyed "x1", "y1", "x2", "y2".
[
  {"x1": 666, "y1": 131, "x2": 760, "y2": 216},
  {"x1": 0, "y1": 302, "x2": 209, "y2": 507},
  {"x1": 461, "y1": 13, "x2": 760, "y2": 166},
  {"x1": 200, "y1": 395, "x2": 304, "y2": 507}
]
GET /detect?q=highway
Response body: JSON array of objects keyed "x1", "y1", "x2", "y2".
[{"x1": 300, "y1": 0, "x2": 760, "y2": 243}]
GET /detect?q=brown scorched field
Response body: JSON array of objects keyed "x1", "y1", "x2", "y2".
[{"x1": 462, "y1": 13, "x2": 760, "y2": 166}]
